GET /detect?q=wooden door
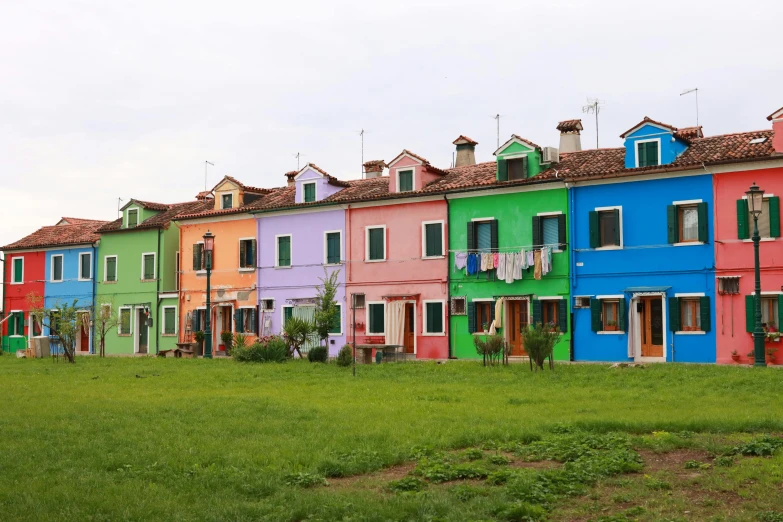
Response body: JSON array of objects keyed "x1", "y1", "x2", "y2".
[
  {"x1": 640, "y1": 297, "x2": 664, "y2": 357},
  {"x1": 404, "y1": 303, "x2": 415, "y2": 354},
  {"x1": 79, "y1": 315, "x2": 89, "y2": 352},
  {"x1": 138, "y1": 310, "x2": 148, "y2": 354},
  {"x1": 507, "y1": 300, "x2": 529, "y2": 356}
]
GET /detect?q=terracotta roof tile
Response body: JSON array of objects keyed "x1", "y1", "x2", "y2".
[
  {"x1": 298, "y1": 163, "x2": 351, "y2": 188},
  {"x1": 674, "y1": 126, "x2": 704, "y2": 142},
  {"x1": 100, "y1": 200, "x2": 209, "y2": 232},
  {"x1": 556, "y1": 119, "x2": 583, "y2": 132},
  {"x1": 387, "y1": 149, "x2": 432, "y2": 167},
  {"x1": 3, "y1": 219, "x2": 109, "y2": 251},
  {"x1": 620, "y1": 116, "x2": 678, "y2": 138},
  {"x1": 221, "y1": 175, "x2": 270, "y2": 194},
  {"x1": 453, "y1": 135, "x2": 478, "y2": 145},
  {"x1": 284, "y1": 170, "x2": 298, "y2": 179},
  {"x1": 131, "y1": 199, "x2": 170, "y2": 211}
]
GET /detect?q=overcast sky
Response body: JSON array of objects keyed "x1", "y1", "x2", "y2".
[{"x1": 2, "y1": 0, "x2": 782, "y2": 250}]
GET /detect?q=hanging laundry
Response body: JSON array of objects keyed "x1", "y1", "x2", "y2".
[
  {"x1": 513, "y1": 251, "x2": 523, "y2": 280},
  {"x1": 493, "y1": 253, "x2": 499, "y2": 270},
  {"x1": 455, "y1": 251, "x2": 468, "y2": 271},
  {"x1": 541, "y1": 247, "x2": 552, "y2": 276},
  {"x1": 467, "y1": 253, "x2": 477, "y2": 275},
  {"x1": 534, "y1": 250, "x2": 542, "y2": 280},
  {"x1": 504, "y1": 252, "x2": 514, "y2": 284},
  {"x1": 520, "y1": 249, "x2": 529, "y2": 270},
  {"x1": 497, "y1": 251, "x2": 506, "y2": 280},
  {"x1": 526, "y1": 250, "x2": 535, "y2": 268},
  {"x1": 494, "y1": 298, "x2": 504, "y2": 329},
  {"x1": 480, "y1": 253, "x2": 489, "y2": 272}
]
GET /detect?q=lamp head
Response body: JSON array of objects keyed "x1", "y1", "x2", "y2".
[
  {"x1": 746, "y1": 183, "x2": 765, "y2": 218},
  {"x1": 203, "y1": 230, "x2": 215, "y2": 252}
]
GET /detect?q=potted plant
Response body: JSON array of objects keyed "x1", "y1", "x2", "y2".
[
  {"x1": 221, "y1": 331, "x2": 234, "y2": 356},
  {"x1": 482, "y1": 323, "x2": 489, "y2": 334},
  {"x1": 605, "y1": 320, "x2": 618, "y2": 332},
  {"x1": 747, "y1": 350, "x2": 755, "y2": 361},
  {"x1": 731, "y1": 350, "x2": 740, "y2": 362},
  {"x1": 193, "y1": 331, "x2": 205, "y2": 357},
  {"x1": 766, "y1": 346, "x2": 778, "y2": 364}
]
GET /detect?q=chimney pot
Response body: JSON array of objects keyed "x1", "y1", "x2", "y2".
[
  {"x1": 284, "y1": 171, "x2": 297, "y2": 187},
  {"x1": 453, "y1": 135, "x2": 478, "y2": 167},
  {"x1": 557, "y1": 119, "x2": 583, "y2": 153},
  {"x1": 363, "y1": 160, "x2": 386, "y2": 178}
]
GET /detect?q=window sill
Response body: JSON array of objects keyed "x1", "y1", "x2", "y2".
[
  {"x1": 10, "y1": 282, "x2": 23, "y2": 285},
  {"x1": 742, "y1": 238, "x2": 776, "y2": 243},
  {"x1": 324, "y1": 262, "x2": 343, "y2": 267},
  {"x1": 675, "y1": 330, "x2": 706, "y2": 335},
  {"x1": 196, "y1": 270, "x2": 207, "y2": 275},
  {"x1": 367, "y1": 332, "x2": 385, "y2": 336},
  {"x1": 117, "y1": 334, "x2": 132, "y2": 337},
  {"x1": 328, "y1": 332, "x2": 343, "y2": 337},
  {"x1": 162, "y1": 334, "x2": 177, "y2": 337},
  {"x1": 422, "y1": 332, "x2": 446, "y2": 337},
  {"x1": 598, "y1": 331, "x2": 625, "y2": 335},
  {"x1": 594, "y1": 246, "x2": 623, "y2": 251},
  {"x1": 77, "y1": 278, "x2": 93, "y2": 282},
  {"x1": 140, "y1": 279, "x2": 157, "y2": 283},
  {"x1": 365, "y1": 259, "x2": 386, "y2": 263},
  {"x1": 50, "y1": 280, "x2": 64, "y2": 284},
  {"x1": 238, "y1": 268, "x2": 255, "y2": 272},
  {"x1": 422, "y1": 256, "x2": 445, "y2": 260},
  {"x1": 672, "y1": 242, "x2": 705, "y2": 247},
  {"x1": 275, "y1": 266, "x2": 292, "y2": 270},
  {"x1": 103, "y1": 280, "x2": 118, "y2": 284}
]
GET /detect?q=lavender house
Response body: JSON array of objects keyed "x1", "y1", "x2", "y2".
[{"x1": 254, "y1": 164, "x2": 350, "y2": 355}]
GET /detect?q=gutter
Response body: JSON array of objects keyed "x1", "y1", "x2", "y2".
[
  {"x1": 445, "y1": 194, "x2": 454, "y2": 359},
  {"x1": 91, "y1": 243, "x2": 98, "y2": 354},
  {"x1": 155, "y1": 228, "x2": 162, "y2": 354}
]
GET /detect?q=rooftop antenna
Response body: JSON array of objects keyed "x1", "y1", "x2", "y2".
[
  {"x1": 117, "y1": 197, "x2": 124, "y2": 219},
  {"x1": 359, "y1": 129, "x2": 368, "y2": 178},
  {"x1": 294, "y1": 152, "x2": 303, "y2": 171},
  {"x1": 582, "y1": 98, "x2": 604, "y2": 148},
  {"x1": 680, "y1": 87, "x2": 699, "y2": 127},
  {"x1": 491, "y1": 114, "x2": 504, "y2": 149},
  {"x1": 204, "y1": 161, "x2": 214, "y2": 191}
]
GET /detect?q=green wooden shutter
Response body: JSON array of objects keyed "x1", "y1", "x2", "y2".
[
  {"x1": 426, "y1": 302, "x2": 442, "y2": 333},
  {"x1": 329, "y1": 305, "x2": 341, "y2": 334},
  {"x1": 425, "y1": 224, "x2": 442, "y2": 257},
  {"x1": 590, "y1": 298, "x2": 602, "y2": 332},
  {"x1": 327, "y1": 233, "x2": 340, "y2": 264},
  {"x1": 737, "y1": 199, "x2": 750, "y2": 239},
  {"x1": 489, "y1": 300, "x2": 496, "y2": 324},
  {"x1": 557, "y1": 214, "x2": 566, "y2": 249},
  {"x1": 466, "y1": 222, "x2": 475, "y2": 251},
  {"x1": 278, "y1": 237, "x2": 291, "y2": 266},
  {"x1": 193, "y1": 244, "x2": 202, "y2": 270},
  {"x1": 304, "y1": 183, "x2": 315, "y2": 202},
  {"x1": 521, "y1": 156, "x2": 529, "y2": 178},
  {"x1": 234, "y1": 309, "x2": 243, "y2": 333},
  {"x1": 745, "y1": 295, "x2": 754, "y2": 333},
  {"x1": 467, "y1": 302, "x2": 476, "y2": 333},
  {"x1": 532, "y1": 216, "x2": 542, "y2": 247},
  {"x1": 699, "y1": 296, "x2": 711, "y2": 332},
  {"x1": 144, "y1": 255, "x2": 155, "y2": 280},
  {"x1": 284, "y1": 307, "x2": 293, "y2": 325},
  {"x1": 769, "y1": 196, "x2": 781, "y2": 238},
  {"x1": 613, "y1": 209, "x2": 621, "y2": 246},
  {"x1": 164, "y1": 308, "x2": 175, "y2": 335},
  {"x1": 637, "y1": 142, "x2": 646, "y2": 167},
  {"x1": 666, "y1": 205, "x2": 678, "y2": 244},
  {"x1": 8, "y1": 312, "x2": 16, "y2": 336},
  {"x1": 191, "y1": 310, "x2": 199, "y2": 333},
  {"x1": 497, "y1": 158, "x2": 508, "y2": 181},
  {"x1": 589, "y1": 211, "x2": 600, "y2": 248},
  {"x1": 697, "y1": 202, "x2": 708, "y2": 243},
  {"x1": 239, "y1": 240, "x2": 247, "y2": 268},
  {"x1": 558, "y1": 300, "x2": 568, "y2": 333},
  {"x1": 13, "y1": 258, "x2": 22, "y2": 283},
  {"x1": 777, "y1": 295, "x2": 783, "y2": 330},
  {"x1": 490, "y1": 220, "x2": 499, "y2": 253},
  {"x1": 668, "y1": 297, "x2": 680, "y2": 332},
  {"x1": 618, "y1": 297, "x2": 627, "y2": 331},
  {"x1": 532, "y1": 299, "x2": 542, "y2": 325},
  {"x1": 249, "y1": 240, "x2": 257, "y2": 267},
  {"x1": 369, "y1": 228, "x2": 384, "y2": 260}
]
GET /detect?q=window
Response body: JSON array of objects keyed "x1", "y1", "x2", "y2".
[
  {"x1": 671, "y1": 295, "x2": 710, "y2": 333},
  {"x1": 679, "y1": 206, "x2": 699, "y2": 242},
  {"x1": 589, "y1": 208, "x2": 621, "y2": 248},
  {"x1": 221, "y1": 193, "x2": 233, "y2": 209},
  {"x1": 424, "y1": 301, "x2": 445, "y2": 335},
  {"x1": 636, "y1": 140, "x2": 659, "y2": 167},
  {"x1": 329, "y1": 305, "x2": 342, "y2": 335},
  {"x1": 507, "y1": 157, "x2": 528, "y2": 180},
  {"x1": 239, "y1": 239, "x2": 256, "y2": 269},
  {"x1": 162, "y1": 306, "x2": 177, "y2": 335},
  {"x1": 303, "y1": 182, "x2": 316, "y2": 203},
  {"x1": 533, "y1": 214, "x2": 565, "y2": 249},
  {"x1": 235, "y1": 308, "x2": 257, "y2": 334},
  {"x1": 680, "y1": 298, "x2": 702, "y2": 332},
  {"x1": 737, "y1": 197, "x2": 780, "y2": 240},
  {"x1": 602, "y1": 301, "x2": 619, "y2": 331},
  {"x1": 718, "y1": 277, "x2": 740, "y2": 295},
  {"x1": 49, "y1": 310, "x2": 61, "y2": 336},
  {"x1": 467, "y1": 219, "x2": 497, "y2": 253},
  {"x1": 366, "y1": 226, "x2": 386, "y2": 261},
  {"x1": 668, "y1": 202, "x2": 707, "y2": 244},
  {"x1": 541, "y1": 300, "x2": 558, "y2": 325},
  {"x1": 8, "y1": 312, "x2": 23, "y2": 336},
  {"x1": 451, "y1": 296, "x2": 467, "y2": 316},
  {"x1": 118, "y1": 308, "x2": 132, "y2": 335},
  {"x1": 574, "y1": 296, "x2": 591, "y2": 309},
  {"x1": 352, "y1": 293, "x2": 365, "y2": 309},
  {"x1": 542, "y1": 217, "x2": 559, "y2": 248},
  {"x1": 11, "y1": 257, "x2": 23, "y2": 284},
  {"x1": 142, "y1": 253, "x2": 156, "y2": 280},
  {"x1": 276, "y1": 235, "x2": 292, "y2": 267},
  {"x1": 32, "y1": 315, "x2": 42, "y2": 337},
  {"x1": 535, "y1": 298, "x2": 568, "y2": 333},
  {"x1": 127, "y1": 209, "x2": 138, "y2": 227},
  {"x1": 761, "y1": 297, "x2": 779, "y2": 330},
  {"x1": 398, "y1": 170, "x2": 413, "y2": 192},
  {"x1": 422, "y1": 221, "x2": 444, "y2": 258},
  {"x1": 51, "y1": 255, "x2": 63, "y2": 282},
  {"x1": 189, "y1": 309, "x2": 206, "y2": 333},
  {"x1": 261, "y1": 299, "x2": 275, "y2": 312},
  {"x1": 476, "y1": 302, "x2": 492, "y2": 332},
  {"x1": 367, "y1": 303, "x2": 385, "y2": 334},
  {"x1": 193, "y1": 243, "x2": 205, "y2": 271},
  {"x1": 104, "y1": 256, "x2": 117, "y2": 282},
  {"x1": 79, "y1": 252, "x2": 92, "y2": 280},
  {"x1": 325, "y1": 231, "x2": 341, "y2": 265}
]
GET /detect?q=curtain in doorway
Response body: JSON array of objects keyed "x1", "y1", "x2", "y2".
[
  {"x1": 627, "y1": 296, "x2": 639, "y2": 359},
  {"x1": 385, "y1": 301, "x2": 406, "y2": 346}
]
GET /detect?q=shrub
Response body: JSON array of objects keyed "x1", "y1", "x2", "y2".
[
  {"x1": 730, "y1": 435, "x2": 783, "y2": 457},
  {"x1": 283, "y1": 316, "x2": 315, "y2": 358},
  {"x1": 233, "y1": 337, "x2": 288, "y2": 363},
  {"x1": 307, "y1": 346, "x2": 328, "y2": 363},
  {"x1": 336, "y1": 344, "x2": 353, "y2": 367},
  {"x1": 233, "y1": 333, "x2": 249, "y2": 351},
  {"x1": 473, "y1": 333, "x2": 506, "y2": 366},
  {"x1": 388, "y1": 476, "x2": 426, "y2": 493},
  {"x1": 520, "y1": 324, "x2": 561, "y2": 371},
  {"x1": 221, "y1": 331, "x2": 234, "y2": 355}
]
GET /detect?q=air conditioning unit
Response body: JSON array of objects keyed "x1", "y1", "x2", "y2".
[
  {"x1": 573, "y1": 296, "x2": 591, "y2": 309},
  {"x1": 542, "y1": 146, "x2": 560, "y2": 164}
]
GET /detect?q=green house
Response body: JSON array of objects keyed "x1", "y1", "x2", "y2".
[{"x1": 95, "y1": 199, "x2": 204, "y2": 355}]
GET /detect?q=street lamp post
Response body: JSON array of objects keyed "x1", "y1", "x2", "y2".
[
  {"x1": 203, "y1": 230, "x2": 215, "y2": 359},
  {"x1": 746, "y1": 183, "x2": 767, "y2": 367}
]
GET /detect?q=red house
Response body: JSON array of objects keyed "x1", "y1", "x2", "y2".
[{"x1": 2, "y1": 249, "x2": 45, "y2": 353}]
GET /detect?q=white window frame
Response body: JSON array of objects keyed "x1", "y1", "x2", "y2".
[
  {"x1": 118, "y1": 306, "x2": 132, "y2": 336},
  {"x1": 596, "y1": 297, "x2": 625, "y2": 335},
  {"x1": 260, "y1": 298, "x2": 275, "y2": 313},
  {"x1": 422, "y1": 299, "x2": 446, "y2": 336},
  {"x1": 365, "y1": 225, "x2": 387, "y2": 262},
  {"x1": 366, "y1": 301, "x2": 386, "y2": 335},
  {"x1": 671, "y1": 199, "x2": 704, "y2": 247},
  {"x1": 140, "y1": 252, "x2": 157, "y2": 281},
  {"x1": 78, "y1": 252, "x2": 93, "y2": 281},
  {"x1": 221, "y1": 193, "x2": 233, "y2": 209},
  {"x1": 10, "y1": 256, "x2": 23, "y2": 285},
  {"x1": 238, "y1": 237, "x2": 256, "y2": 272},
  {"x1": 281, "y1": 305, "x2": 293, "y2": 329},
  {"x1": 421, "y1": 220, "x2": 445, "y2": 259},
  {"x1": 161, "y1": 305, "x2": 178, "y2": 336},
  {"x1": 634, "y1": 138, "x2": 662, "y2": 168},
  {"x1": 323, "y1": 230, "x2": 343, "y2": 266},
  {"x1": 275, "y1": 234, "x2": 293, "y2": 268},
  {"x1": 302, "y1": 181, "x2": 318, "y2": 203},
  {"x1": 395, "y1": 168, "x2": 415, "y2": 192},
  {"x1": 594, "y1": 206, "x2": 624, "y2": 250},
  {"x1": 50, "y1": 254, "x2": 64, "y2": 283},
  {"x1": 125, "y1": 207, "x2": 140, "y2": 228},
  {"x1": 328, "y1": 304, "x2": 343, "y2": 336},
  {"x1": 104, "y1": 255, "x2": 118, "y2": 282}
]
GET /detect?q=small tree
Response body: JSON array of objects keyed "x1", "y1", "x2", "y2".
[
  {"x1": 93, "y1": 296, "x2": 119, "y2": 358},
  {"x1": 28, "y1": 294, "x2": 86, "y2": 363},
  {"x1": 313, "y1": 268, "x2": 341, "y2": 348},
  {"x1": 520, "y1": 323, "x2": 561, "y2": 371},
  {"x1": 473, "y1": 333, "x2": 506, "y2": 367},
  {"x1": 283, "y1": 316, "x2": 315, "y2": 358}
]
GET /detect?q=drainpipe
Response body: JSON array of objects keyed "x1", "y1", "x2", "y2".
[
  {"x1": 1, "y1": 254, "x2": 5, "y2": 353},
  {"x1": 445, "y1": 194, "x2": 453, "y2": 359},
  {"x1": 91, "y1": 244, "x2": 98, "y2": 354},
  {"x1": 155, "y1": 228, "x2": 162, "y2": 354},
  {"x1": 566, "y1": 181, "x2": 576, "y2": 361}
]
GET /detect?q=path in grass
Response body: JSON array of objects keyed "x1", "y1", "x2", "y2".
[{"x1": 0, "y1": 357, "x2": 781, "y2": 521}]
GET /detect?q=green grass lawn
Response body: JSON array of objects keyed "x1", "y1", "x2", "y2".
[{"x1": 0, "y1": 357, "x2": 781, "y2": 521}]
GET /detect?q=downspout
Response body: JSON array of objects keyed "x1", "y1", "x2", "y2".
[
  {"x1": 155, "y1": 228, "x2": 162, "y2": 354},
  {"x1": 91, "y1": 244, "x2": 98, "y2": 354},
  {"x1": 1, "y1": 254, "x2": 5, "y2": 353},
  {"x1": 445, "y1": 194, "x2": 453, "y2": 359},
  {"x1": 566, "y1": 179, "x2": 576, "y2": 361}
]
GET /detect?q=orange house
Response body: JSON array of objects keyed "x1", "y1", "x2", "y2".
[{"x1": 174, "y1": 176, "x2": 276, "y2": 354}]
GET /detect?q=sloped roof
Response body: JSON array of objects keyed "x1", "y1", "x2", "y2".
[
  {"x1": 301, "y1": 163, "x2": 351, "y2": 187},
  {"x1": 453, "y1": 135, "x2": 478, "y2": 145},
  {"x1": 674, "y1": 126, "x2": 704, "y2": 142},
  {"x1": 220, "y1": 175, "x2": 270, "y2": 194},
  {"x1": 3, "y1": 218, "x2": 109, "y2": 251},
  {"x1": 556, "y1": 119, "x2": 583, "y2": 133},
  {"x1": 127, "y1": 199, "x2": 169, "y2": 211},
  {"x1": 99, "y1": 200, "x2": 209, "y2": 232},
  {"x1": 620, "y1": 116, "x2": 678, "y2": 138},
  {"x1": 768, "y1": 106, "x2": 783, "y2": 121},
  {"x1": 494, "y1": 135, "x2": 543, "y2": 156}
]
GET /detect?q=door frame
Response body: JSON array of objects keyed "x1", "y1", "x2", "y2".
[
  {"x1": 632, "y1": 292, "x2": 667, "y2": 363},
  {"x1": 384, "y1": 300, "x2": 416, "y2": 355},
  {"x1": 76, "y1": 309, "x2": 92, "y2": 353},
  {"x1": 403, "y1": 301, "x2": 417, "y2": 355},
  {"x1": 213, "y1": 304, "x2": 236, "y2": 352},
  {"x1": 133, "y1": 306, "x2": 151, "y2": 354},
  {"x1": 504, "y1": 297, "x2": 531, "y2": 357}
]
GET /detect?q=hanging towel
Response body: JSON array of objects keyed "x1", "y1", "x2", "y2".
[
  {"x1": 455, "y1": 251, "x2": 468, "y2": 271},
  {"x1": 494, "y1": 298, "x2": 504, "y2": 329},
  {"x1": 504, "y1": 252, "x2": 515, "y2": 284},
  {"x1": 497, "y1": 251, "x2": 506, "y2": 280},
  {"x1": 466, "y1": 253, "x2": 476, "y2": 275},
  {"x1": 480, "y1": 253, "x2": 488, "y2": 272},
  {"x1": 534, "y1": 250, "x2": 542, "y2": 280},
  {"x1": 541, "y1": 247, "x2": 552, "y2": 276},
  {"x1": 513, "y1": 251, "x2": 523, "y2": 280},
  {"x1": 493, "y1": 253, "x2": 499, "y2": 269},
  {"x1": 526, "y1": 250, "x2": 535, "y2": 268}
]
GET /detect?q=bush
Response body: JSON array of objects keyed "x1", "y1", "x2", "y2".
[
  {"x1": 473, "y1": 333, "x2": 506, "y2": 366},
  {"x1": 233, "y1": 337, "x2": 288, "y2": 363},
  {"x1": 520, "y1": 324, "x2": 561, "y2": 371},
  {"x1": 307, "y1": 346, "x2": 328, "y2": 363},
  {"x1": 388, "y1": 476, "x2": 427, "y2": 493},
  {"x1": 336, "y1": 344, "x2": 353, "y2": 367}
]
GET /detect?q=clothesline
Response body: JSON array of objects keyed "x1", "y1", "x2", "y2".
[
  {"x1": 456, "y1": 247, "x2": 554, "y2": 283},
  {"x1": 447, "y1": 243, "x2": 566, "y2": 253}
]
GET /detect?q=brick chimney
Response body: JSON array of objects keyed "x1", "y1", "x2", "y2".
[
  {"x1": 768, "y1": 107, "x2": 783, "y2": 154},
  {"x1": 556, "y1": 119, "x2": 583, "y2": 153},
  {"x1": 453, "y1": 135, "x2": 477, "y2": 167},
  {"x1": 363, "y1": 160, "x2": 386, "y2": 179},
  {"x1": 284, "y1": 171, "x2": 297, "y2": 187}
]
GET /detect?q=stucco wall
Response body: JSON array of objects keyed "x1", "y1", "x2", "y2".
[{"x1": 2, "y1": 250, "x2": 45, "y2": 351}]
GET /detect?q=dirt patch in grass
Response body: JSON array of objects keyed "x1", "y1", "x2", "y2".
[
  {"x1": 639, "y1": 448, "x2": 712, "y2": 473},
  {"x1": 509, "y1": 459, "x2": 560, "y2": 470},
  {"x1": 327, "y1": 461, "x2": 416, "y2": 490}
]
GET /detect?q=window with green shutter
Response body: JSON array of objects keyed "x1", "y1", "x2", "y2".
[
  {"x1": 367, "y1": 227, "x2": 385, "y2": 261},
  {"x1": 425, "y1": 302, "x2": 444, "y2": 334},
  {"x1": 326, "y1": 232, "x2": 341, "y2": 264},
  {"x1": 163, "y1": 307, "x2": 176, "y2": 335},
  {"x1": 329, "y1": 305, "x2": 341, "y2": 334},
  {"x1": 475, "y1": 222, "x2": 492, "y2": 253},
  {"x1": 424, "y1": 222, "x2": 443, "y2": 257},
  {"x1": 283, "y1": 306, "x2": 293, "y2": 325},
  {"x1": 277, "y1": 236, "x2": 291, "y2": 267},
  {"x1": 303, "y1": 182, "x2": 316, "y2": 203},
  {"x1": 193, "y1": 244, "x2": 204, "y2": 270},
  {"x1": 127, "y1": 209, "x2": 138, "y2": 227},
  {"x1": 221, "y1": 194, "x2": 233, "y2": 209},
  {"x1": 588, "y1": 209, "x2": 621, "y2": 248},
  {"x1": 507, "y1": 157, "x2": 528, "y2": 180},
  {"x1": 368, "y1": 303, "x2": 384, "y2": 334},
  {"x1": 398, "y1": 170, "x2": 413, "y2": 192},
  {"x1": 51, "y1": 255, "x2": 63, "y2": 282},
  {"x1": 636, "y1": 140, "x2": 659, "y2": 167},
  {"x1": 119, "y1": 308, "x2": 131, "y2": 335},
  {"x1": 239, "y1": 239, "x2": 255, "y2": 268},
  {"x1": 105, "y1": 256, "x2": 117, "y2": 282},
  {"x1": 142, "y1": 254, "x2": 155, "y2": 280},
  {"x1": 12, "y1": 258, "x2": 23, "y2": 283},
  {"x1": 670, "y1": 296, "x2": 710, "y2": 332}
]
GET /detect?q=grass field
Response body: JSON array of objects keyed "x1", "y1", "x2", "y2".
[{"x1": 1, "y1": 357, "x2": 782, "y2": 521}]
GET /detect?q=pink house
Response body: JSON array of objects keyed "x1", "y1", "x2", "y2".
[
  {"x1": 346, "y1": 153, "x2": 450, "y2": 360},
  {"x1": 714, "y1": 106, "x2": 783, "y2": 364}
]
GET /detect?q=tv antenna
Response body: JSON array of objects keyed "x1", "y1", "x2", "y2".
[
  {"x1": 582, "y1": 98, "x2": 604, "y2": 148},
  {"x1": 359, "y1": 129, "x2": 369, "y2": 178},
  {"x1": 294, "y1": 152, "x2": 305, "y2": 171},
  {"x1": 680, "y1": 87, "x2": 699, "y2": 127},
  {"x1": 204, "y1": 161, "x2": 214, "y2": 191},
  {"x1": 491, "y1": 114, "x2": 505, "y2": 149},
  {"x1": 117, "y1": 197, "x2": 124, "y2": 219}
]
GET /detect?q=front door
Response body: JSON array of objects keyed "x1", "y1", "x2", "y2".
[
  {"x1": 640, "y1": 296, "x2": 664, "y2": 358},
  {"x1": 79, "y1": 313, "x2": 90, "y2": 352},
  {"x1": 507, "y1": 300, "x2": 530, "y2": 356},
  {"x1": 403, "y1": 303, "x2": 415, "y2": 354},
  {"x1": 138, "y1": 310, "x2": 148, "y2": 354}
]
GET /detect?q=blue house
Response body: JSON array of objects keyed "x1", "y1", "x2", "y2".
[{"x1": 561, "y1": 117, "x2": 717, "y2": 363}]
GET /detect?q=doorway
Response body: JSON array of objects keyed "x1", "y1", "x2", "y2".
[
  {"x1": 639, "y1": 296, "x2": 664, "y2": 358},
  {"x1": 136, "y1": 308, "x2": 149, "y2": 354},
  {"x1": 77, "y1": 311, "x2": 90, "y2": 353},
  {"x1": 506, "y1": 300, "x2": 530, "y2": 357},
  {"x1": 215, "y1": 305, "x2": 233, "y2": 354},
  {"x1": 403, "y1": 303, "x2": 415, "y2": 354}
]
